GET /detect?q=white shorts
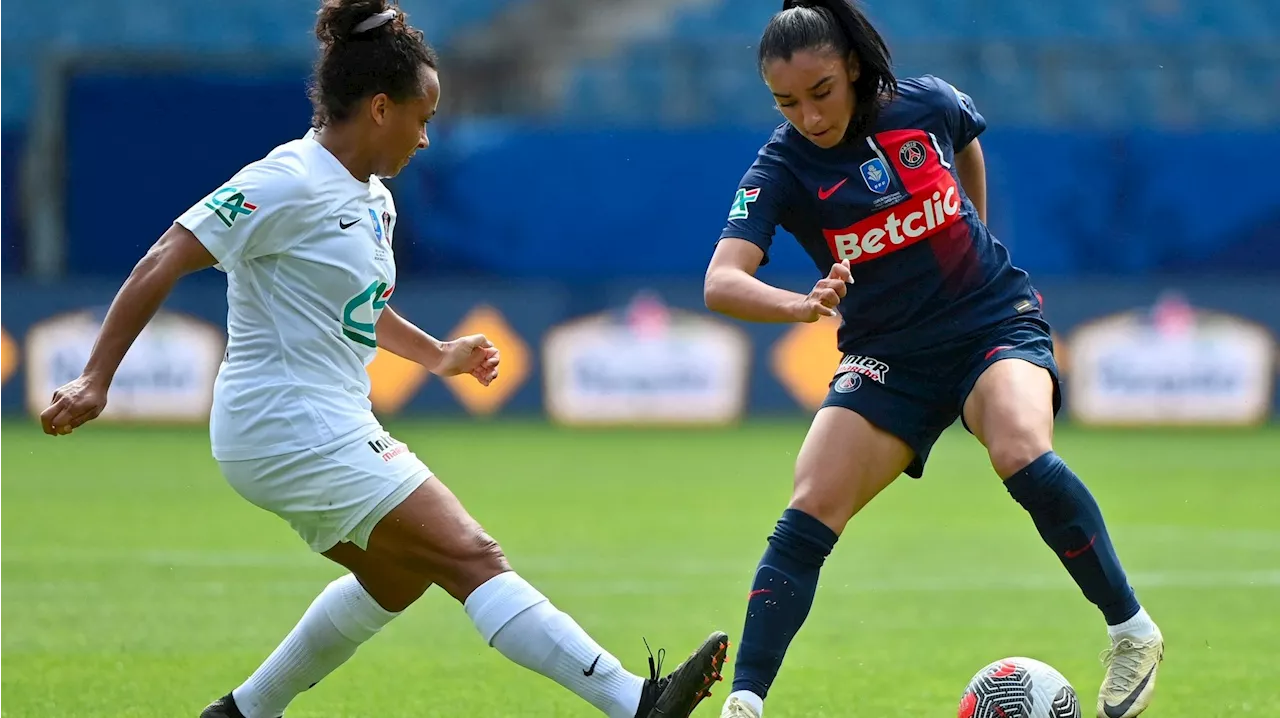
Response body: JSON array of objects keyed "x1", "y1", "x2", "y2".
[{"x1": 218, "y1": 426, "x2": 431, "y2": 553}]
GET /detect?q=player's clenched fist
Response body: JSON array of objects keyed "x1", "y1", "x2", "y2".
[
  {"x1": 793, "y1": 259, "x2": 852, "y2": 323},
  {"x1": 40, "y1": 374, "x2": 108, "y2": 436},
  {"x1": 432, "y1": 333, "x2": 501, "y2": 387}
]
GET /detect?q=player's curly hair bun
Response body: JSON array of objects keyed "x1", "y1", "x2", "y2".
[
  {"x1": 310, "y1": 0, "x2": 438, "y2": 128},
  {"x1": 316, "y1": 0, "x2": 397, "y2": 44}
]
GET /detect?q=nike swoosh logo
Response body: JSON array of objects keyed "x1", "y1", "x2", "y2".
[
  {"x1": 339, "y1": 218, "x2": 360, "y2": 230},
  {"x1": 1103, "y1": 664, "x2": 1156, "y2": 718},
  {"x1": 747, "y1": 588, "x2": 772, "y2": 599},
  {"x1": 818, "y1": 177, "x2": 848, "y2": 200},
  {"x1": 1064, "y1": 533, "x2": 1097, "y2": 559},
  {"x1": 582, "y1": 654, "x2": 601, "y2": 676},
  {"x1": 984, "y1": 345, "x2": 1014, "y2": 361}
]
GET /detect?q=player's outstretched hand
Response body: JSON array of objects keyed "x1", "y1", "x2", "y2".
[
  {"x1": 40, "y1": 374, "x2": 108, "y2": 436},
  {"x1": 434, "y1": 334, "x2": 501, "y2": 386},
  {"x1": 795, "y1": 259, "x2": 852, "y2": 323}
]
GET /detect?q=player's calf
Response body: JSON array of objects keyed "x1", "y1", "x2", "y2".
[
  {"x1": 728, "y1": 508, "x2": 838, "y2": 709},
  {"x1": 465, "y1": 570, "x2": 727, "y2": 717},
  {"x1": 210, "y1": 574, "x2": 401, "y2": 718},
  {"x1": 1003, "y1": 452, "x2": 1144, "y2": 626}
]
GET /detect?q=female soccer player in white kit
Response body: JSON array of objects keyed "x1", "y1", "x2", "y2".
[{"x1": 38, "y1": 2, "x2": 727, "y2": 716}]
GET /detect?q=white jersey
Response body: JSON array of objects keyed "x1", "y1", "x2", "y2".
[{"x1": 176, "y1": 131, "x2": 397, "y2": 461}]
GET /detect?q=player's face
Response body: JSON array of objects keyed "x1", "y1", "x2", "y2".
[
  {"x1": 763, "y1": 49, "x2": 858, "y2": 149},
  {"x1": 375, "y1": 65, "x2": 440, "y2": 177}
]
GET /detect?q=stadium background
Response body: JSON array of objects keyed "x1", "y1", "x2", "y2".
[{"x1": 3, "y1": 2, "x2": 1279, "y2": 716}]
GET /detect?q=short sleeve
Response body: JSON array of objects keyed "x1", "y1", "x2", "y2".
[
  {"x1": 717, "y1": 155, "x2": 798, "y2": 266},
  {"x1": 925, "y1": 75, "x2": 986, "y2": 151},
  {"x1": 175, "y1": 159, "x2": 306, "y2": 273}
]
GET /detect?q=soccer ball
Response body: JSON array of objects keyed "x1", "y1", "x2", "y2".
[{"x1": 958, "y1": 657, "x2": 1081, "y2": 718}]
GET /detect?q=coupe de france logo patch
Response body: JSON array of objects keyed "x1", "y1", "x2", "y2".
[
  {"x1": 859, "y1": 158, "x2": 890, "y2": 194},
  {"x1": 204, "y1": 187, "x2": 258, "y2": 228},
  {"x1": 729, "y1": 188, "x2": 761, "y2": 220}
]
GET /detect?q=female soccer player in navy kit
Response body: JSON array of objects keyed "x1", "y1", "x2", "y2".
[{"x1": 704, "y1": 2, "x2": 1163, "y2": 717}]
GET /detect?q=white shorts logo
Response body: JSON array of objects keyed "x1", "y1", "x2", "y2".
[{"x1": 367, "y1": 434, "x2": 408, "y2": 462}]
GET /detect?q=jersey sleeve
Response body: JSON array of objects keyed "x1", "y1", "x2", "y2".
[
  {"x1": 174, "y1": 159, "x2": 306, "y2": 273},
  {"x1": 717, "y1": 155, "x2": 797, "y2": 266},
  {"x1": 924, "y1": 75, "x2": 986, "y2": 151}
]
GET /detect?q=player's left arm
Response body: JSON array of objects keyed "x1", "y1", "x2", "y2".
[
  {"x1": 375, "y1": 307, "x2": 499, "y2": 386},
  {"x1": 929, "y1": 75, "x2": 988, "y2": 223},
  {"x1": 955, "y1": 139, "x2": 987, "y2": 224}
]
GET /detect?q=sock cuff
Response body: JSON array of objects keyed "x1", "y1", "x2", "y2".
[
  {"x1": 781, "y1": 508, "x2": 839, "y2": 543},
  {"x1": 1002, "y1": 450, "x2": 1066, "y2": 502},
  {"x1": 325, "y1": 574, "x2": 399, "y2": 643},
  {"x1": 464, "y1": 570, "x2": 549, "y2": 645},
  {"x1": 770, "y1": 508, "x2": 839, "y2": 563}
]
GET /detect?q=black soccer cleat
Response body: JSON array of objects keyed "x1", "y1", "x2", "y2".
[
  {"x1": 635, "y1": 631, "x2": 730, "y2": 718},
  {"x1": 199, "y1": 693, "x2": 250, "y2": 718}
]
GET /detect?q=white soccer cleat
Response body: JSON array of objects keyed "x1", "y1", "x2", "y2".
[
  {"x1": 1097, "y1": 626, "x2": 1164, "y2": 718},
  {"x1": 721, "y1": 695, "x2": 761, "y2": 718}
]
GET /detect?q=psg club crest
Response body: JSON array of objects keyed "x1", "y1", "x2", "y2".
[
  {"x1": 833, "y1": 371, "x2": 862, "y2": 393},
  {"x1": 859, "y1": 157, "x2": 891, "y2": 194},
  {"x1": 899, "y1": 140, "x2": 927, "y2": 169}
]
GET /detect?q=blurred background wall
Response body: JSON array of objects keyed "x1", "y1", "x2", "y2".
[{"x1": 3, "y1": 0, "x2": 1278, "y2": 426}]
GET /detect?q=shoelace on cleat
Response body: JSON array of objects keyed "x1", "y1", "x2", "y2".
[
  {"x1": 643, "y1": 637, "x2": 669, "y2": 691},
  {"x1": 1099, "y1": 637, "x2": 1156, "y2": 692}
]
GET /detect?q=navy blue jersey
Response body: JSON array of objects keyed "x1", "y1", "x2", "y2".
[{"x1": 719, "y1": 75, "x2": 1040, "y2": 355}]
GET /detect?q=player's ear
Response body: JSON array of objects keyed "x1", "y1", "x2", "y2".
[
  {"x1": 846, "y1": 51, "x2": 861, "y2": 83},
  {"x1": 369, "y1": 93, "x2": 390, "y2": 126}
]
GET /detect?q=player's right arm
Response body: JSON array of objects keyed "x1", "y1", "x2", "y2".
[
  {"x1": 40, "y1": 159, "x2": 304, "y2": 436},
  {"x1": 704, "y1": 156, "x2": 851, "y2": 323},
  {"x1": 39, "y1": 225, "x2": 216, "y2": 435},
  {"x1": 705, "y1": 240, "x2": 850, "y2": 323}
]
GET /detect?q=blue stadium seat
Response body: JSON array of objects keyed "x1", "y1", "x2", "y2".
[
  {"x1": 1, "y1": 0, "x2": 526, "y2": 125},
  {"x1": 3, "y1": 0, "x2": 1277, "y2": 129},
  {"x1": 0, "y1": 55, "x2": 36, "y2": 121}
]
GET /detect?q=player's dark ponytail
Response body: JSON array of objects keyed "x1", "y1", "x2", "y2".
[
  {"x1": 759, "y1": 0, "x2": 897, "y2": 141},
  {"x1": 309, "y1": 0, "x2": 439, "y2": 128}
]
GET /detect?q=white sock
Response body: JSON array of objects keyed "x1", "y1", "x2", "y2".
[
  {"x1": 1107, "y1": 606, "x2": 1158, "y2": 642},
  {"x1": 232, "y1": 574, "x2": 399, "y2": 718},
  {"x1": 727, "y1": 690, "x2": 765, "y2": 716},
  {"x1": 465, "y1": 571, "x2": 645, "y2": 718}
]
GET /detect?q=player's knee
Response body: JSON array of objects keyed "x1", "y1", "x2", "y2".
[
  {"x1": 434, "y1": 528, "x2": 511, "y2": 602},
  {"x1": 789, "y1": 482, "x2": 855, "y2": 535},
  {"x1": 986, "y1": 425, "x2": 1052, "y2": 479}
]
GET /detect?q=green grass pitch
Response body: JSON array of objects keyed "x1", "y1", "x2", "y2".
[{"x1": 3, "y1": 419, "x2": 1278, "y2": 716}]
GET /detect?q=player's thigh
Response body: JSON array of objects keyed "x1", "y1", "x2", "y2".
[
  {"x1": 962, "y1": 358, "x2": 1057, "y2": 478},
  {"x1": 791, "y1": 406, "x2": 915, "y2": 535},
  {"x1": 218, "y1": 427, "x2": 430, "y2": 555},
  {"x1": 358, "y1": 476, "x2": 512, "y2": 603}
]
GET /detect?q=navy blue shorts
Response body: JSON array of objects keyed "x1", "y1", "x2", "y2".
[{"x1": 820, "y1": 314, "x2": 1062, "y2": 479}]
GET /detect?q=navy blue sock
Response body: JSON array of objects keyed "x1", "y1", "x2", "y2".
[
  {"x1": 1005, "y1": 451, "x2": 1140, "y2": 625},
  {"x1": 732, "y1": 508, "x2": 839, "y2": 699}
]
